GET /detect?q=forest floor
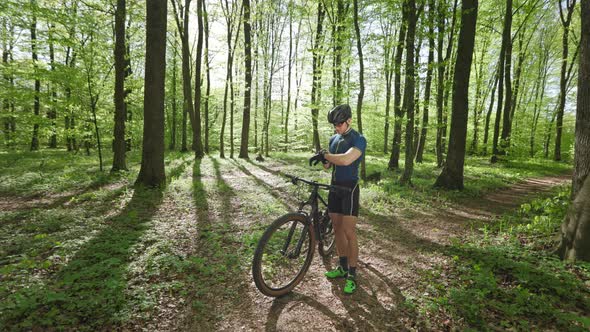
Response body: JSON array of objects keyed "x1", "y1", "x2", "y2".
[{"x1": 1, "y1": 151, "x2": 589, "y2": 331}]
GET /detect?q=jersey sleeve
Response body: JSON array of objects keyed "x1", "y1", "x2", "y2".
[
  {"x1": 328, "y1": 135, "x2": 337, "y2": 153},
  {"x1": 353, "y1": 134, "x2": 367, "y2": 155}
]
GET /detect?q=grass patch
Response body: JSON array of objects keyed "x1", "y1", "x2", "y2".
[{"x1": 416, "y1": 185, "x2": 590, "y2": 330}]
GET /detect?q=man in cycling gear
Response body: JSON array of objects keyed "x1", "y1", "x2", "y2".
[{"x1": 310, "y1": 104, "x2": 366, "y2": 294}]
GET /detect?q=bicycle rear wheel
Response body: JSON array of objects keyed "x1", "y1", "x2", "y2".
[
  {"x1": 318, "y1": 209, "x2": 336, "y2": 257},
  {"x1": 252, "y1": 213, "x2": 315, "y2": 297}
]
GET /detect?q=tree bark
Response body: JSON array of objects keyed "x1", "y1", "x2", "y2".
[
  {"x1": 388, "y1": 0, "x2": 408, "y2": 170},
  {"x1": 557, "y1": 177, "x2": 590, "y2": 262},
  {"x1": 30, "y1": 0, "x2": 40, "y2": 151},
  {"x1": 239, "y1": 0, "x2": 252, "y2": 159},
  {"x1": 416, "y1": 0, "x2": 436, "y2": 163},
  {"x1": 491, "y1": 0, "x2": 511, "y2": 163},
  {"x1": 193, "y1": 0, "x2": 205, "y2": 158},
  {"x1": 203, "y1": 0, "x2": 210, "y2": 154},
  {"x1": 311, "y1": 1, "x2": 325, "y2": 151},
  {"x1": 171, "y1": 0, "x2": 194, "y2": 152},
  {"x1": 136, "y1": 0, "x2": 167, "y2": 187},
  {"x1": 399, "y1": 0, "x2": 418, "y2": 185},
  {"x1": 170, "y1": 34, "x2": 178, "y2": 150},
  {"x1": 434, "y1": 0, "x2": 478, "y2": 190},
  {"x1": 555, "y1": 0, "x2": 577, "y2": 161},
  {"x1": 48, "y1": 23, "x2": 57, "y2": 148},
  {"x1": 353, "y1": 0, "x2": 365, "y2": 180},
  {"x1": 499, "y1": 1, "x2": 514, "y2": 156},
  {"x1": 112, "y1": 0, "x2": 128, "y2": 171},
  {"x1": 572, "y1": 0, "x2": 590, "y2": 199}
]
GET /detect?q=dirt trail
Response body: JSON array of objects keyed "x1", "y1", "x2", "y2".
[
  {"x1": 119, "y1": 156, "x2": 569, "y2": 331},
  {"x1": 172, "y1": 158, "x2": 570, "y2": 332}
]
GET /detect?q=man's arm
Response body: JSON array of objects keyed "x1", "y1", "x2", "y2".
[{"x1": 325, "y1": 147, "x2": 362, "y2": 166}]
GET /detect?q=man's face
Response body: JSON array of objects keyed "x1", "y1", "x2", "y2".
[{"x1": 333, "y1": 118, "x2": 351, "y2": 135}]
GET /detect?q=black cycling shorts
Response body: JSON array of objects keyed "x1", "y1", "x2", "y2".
[{"x1": 328, "y1": 181, "x2": 360, "y2": 216}]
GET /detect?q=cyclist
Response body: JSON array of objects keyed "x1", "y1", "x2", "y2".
[{"x1": 309, "y1": 104, "x2": 367, "y2": 294}]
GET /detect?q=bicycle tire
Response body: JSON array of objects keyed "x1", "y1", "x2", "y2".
[
  {"x1": 252, "y1": 213, "x2": 315, "y2": 297},
  {"x1": 318, "y1": 209, "x2": 336, "y2": 257}
]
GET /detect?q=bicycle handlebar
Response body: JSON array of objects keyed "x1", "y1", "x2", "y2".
[{"x1": 285, "y1": 174, "x2": 352, "y2": 193}]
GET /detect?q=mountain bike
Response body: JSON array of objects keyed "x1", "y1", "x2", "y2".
[{"x1": 252, "y1": 174, "x2": 351, "y2": 297}]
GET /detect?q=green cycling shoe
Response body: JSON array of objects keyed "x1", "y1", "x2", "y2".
[
  {"x1": 344, "y1": 277, "x2": 357, "y2": 294},
  {"x1": 325, "y1": 266, "x2": 348, "y2": 279}
]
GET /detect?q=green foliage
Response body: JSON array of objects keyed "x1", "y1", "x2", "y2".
[{"x1": 417, "y1": 186, "x2": 590, "y2": 330}]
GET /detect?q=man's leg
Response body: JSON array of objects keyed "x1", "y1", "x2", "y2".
[
  {"x1": 330, "y1": 213, "x2": 347, "y2": 257},
  {"x1": 341, "y1": 215, "x2": 358, "y2": 294},
  {"x1": 325, "y1": 213, "x2": 348, "y2": 278},
  {"x1": 341, "y1": 216, "x2": 358, "y2": 268}
]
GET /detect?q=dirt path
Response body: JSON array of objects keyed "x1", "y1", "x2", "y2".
[{"x1": 176, "y1": 158, "x2": 570, "y2": 332}]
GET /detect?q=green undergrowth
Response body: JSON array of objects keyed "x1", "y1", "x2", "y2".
[
  {"x1": 415, "y1": 185, "x2": 590, "y2": 331},
  {"x1": 0, "y1": 150, "x2": 576, "y2": 330}
]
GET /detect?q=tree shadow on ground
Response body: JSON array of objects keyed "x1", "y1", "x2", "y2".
[
  {"x1": 231, "y1": 159, "x2": 294, "y2": 212},
  {"x1": 1, "y1": 186, "x2": 164, "y2": 330}
]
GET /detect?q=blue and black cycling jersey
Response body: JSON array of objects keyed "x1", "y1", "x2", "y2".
[{"x1": 328, "y1": 128, "x2": 367, "y2": 183}]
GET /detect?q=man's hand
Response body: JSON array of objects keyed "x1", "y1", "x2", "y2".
[{"x1": 309, "y1": 149, "x2": 328, "y2": 166}]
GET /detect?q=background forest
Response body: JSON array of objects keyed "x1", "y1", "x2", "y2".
[
  {"x1": 1, "y1": 0, "x2": 590, "y2": 330},
  {"x1": 0, "y1": 0, "x2": 580, "y2": 165}
]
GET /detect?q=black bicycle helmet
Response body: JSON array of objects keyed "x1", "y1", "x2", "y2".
[{"x1": 327, "y1": 104, "x2": 352, "y2": 124}]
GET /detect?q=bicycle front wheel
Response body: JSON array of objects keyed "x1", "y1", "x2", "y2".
[{"x1": 252, "y1": 213, "x2": 315, "y2": 297}]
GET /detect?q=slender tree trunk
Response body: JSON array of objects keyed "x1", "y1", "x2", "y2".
[
  {"x1": 170, "y1": 36, "x2": 178, "y2": 150},
  {"x1": 400, "y1": 0, "x2": 417, "y2": 185},
  {"x1": 417, "y1": 0, "x2": 436, "y2": 163},
  {"x1": 499, "y1": 2, "x2": 514, "y2": 155},
  {"x1": 112, "y1": 0, "x2": 128, "y2": 171},
  {"x1": 30, "y1": 0, "x2": 40, "y2": 151},
  {"x1": 136, "y1": 0, "x2": 167, "y2": 187},
  {"x1": 311, "y1": 1, "x2": 325, "y2": 151},
  {"x1": 239, "y1": 0, "x2": 252, "y2": 159},
  {"x1": 193, "y1": 0, "x2": 205, "y2": 158},
  {"x1": 353, "y1": 0, "x2": 365, "y2": 180},
  {"x1": 48, "y1": 23, "x2": 57, "y2": 148},
  {"x1": 388, "y1": 1, "x2": 408, "y2": 170},
  {"x1": 283, "y1": 3, "x2": 293, "y2": 153},
  {"x1": 469, "y1": 34, "x2": 489, "y2": 155},
  {"x1": 434, "y1": 0, "x2": 478, "y2": 190},
  {"x1": 491, "y1": 0, "x2": 511, "y2": 163},
  {"x1": 204, "y1": 0, "x2": 210, "y2": 153},
  {"x1": 555, "y1": 0, "x2": 577, "y2": 161},
  {"x1": 171, "y1": 0, "x2": 194, "y2": 152},
  {"x1": 530, "y1": 46, "x2": 550, "y2": 157}
]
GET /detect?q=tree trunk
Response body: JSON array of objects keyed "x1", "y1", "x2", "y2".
[
  {"x1": 400, "y1": 0, "x2": 418, "y2": 185},
  {"x1": 48, "y1": 23, "x2": 57, "y2": 149},
  {"x1": 555, "y1": 0, "x2": 577, "y2": 161},
  {"x1": 171, "y1": 0, "x2": 194, "y2": 153},
  {"x1": 203, "y1": 0, "x2": 210, "y2": 154},
  {"x1": 112, "y1": 0, "x2": 128, "y2": 171},
  {"x1": 239, "y1": 0, "x2": 252, "y2": 159},
  {"x1": 434, "y1": 0, "x2": 478, "y2": 190},
  {"x1": 283, "y1": 3, "x2": 293, "y2": 153},
  {"x1": 136, "y1": 0, "x2": 167, "y2": 187},
  {"x1": 170, "y1": 35, "x2": 178, "y2": 150},
  {"x1": 310, "y1": 1, "x2": 325, "y2": 151},
  {"x1": 499, "y1": 2, "x2": 514, "y2": 155},
  {"x1": 30, "y1": 0, "x2": 40, "y2": 151},
  {"x1": 389, "y1": 1, "x2": 408, "y2": 170},
  {"x1": 557, "y1": 176, "x2": 590, "y2": 262},
  {"x1": 572, "y1": 0, "x2": 590, "y2": 199},
  {"x1": 193, "y1": 0, "x2": 205, "y2": 158},
  {"x1": 353, "y1": 0, "x2": 365, "y2": 180},
  {"x1": 416, "y1": 0, "x2": 436, "y2": 163},
  {"x1": 530, "y1": 45, "x2": 550, "y2": 157},
  {"x1": 491, "y1": 0, "x2": 511, "y2": 163},
  {"x1": 483, "y1": 65, "x2": 499, "y2": 155}
]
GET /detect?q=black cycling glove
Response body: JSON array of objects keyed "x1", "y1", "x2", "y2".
[{"x1": 309, "y1": 150, "x2": 328, "y2": 166}]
